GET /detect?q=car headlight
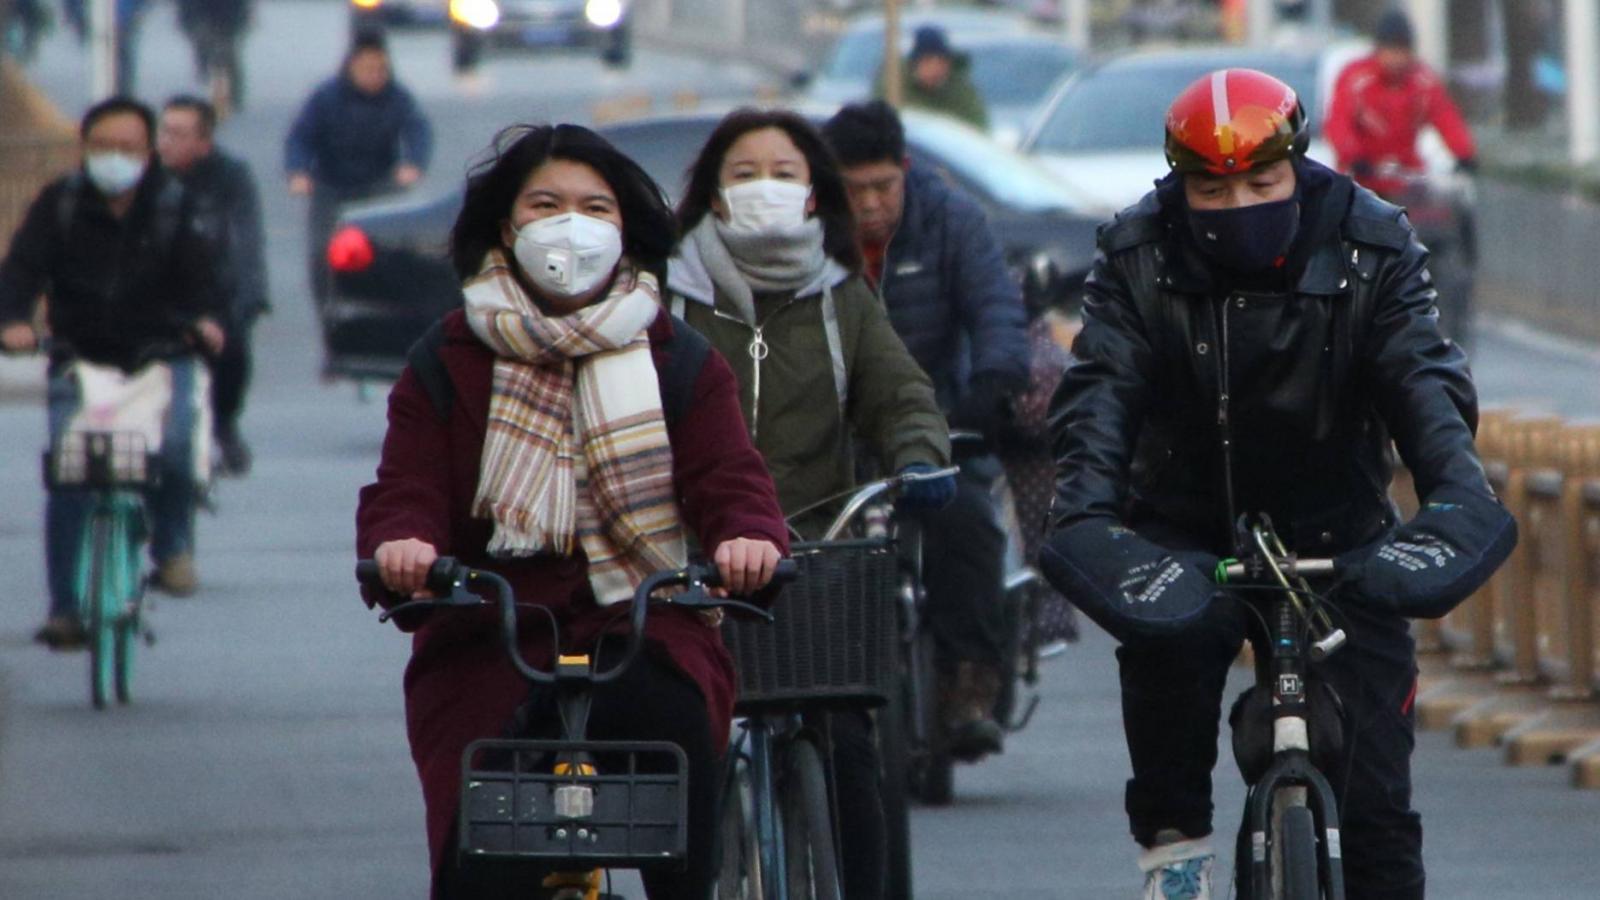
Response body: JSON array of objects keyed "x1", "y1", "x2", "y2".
[
  {"x1": 351, "y1": 0, "x2": 383, "y2": 10},
  {"x1": 585, "y1": 0, "x2": 623, "y2": 28},
  {"x1": 450, "y1": 0, "x2": 499, "y2": 29}
]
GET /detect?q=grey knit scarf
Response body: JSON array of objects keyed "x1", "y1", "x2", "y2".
[{"x1": 687, "y1": 216, "x2": 829, "y2": 325}]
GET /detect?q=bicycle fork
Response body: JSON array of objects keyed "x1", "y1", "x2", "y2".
[{"x1": 1243, "y1": 601, "x2": 1347, "y2": 900}]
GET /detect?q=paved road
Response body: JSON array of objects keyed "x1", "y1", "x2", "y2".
[{"x1": 1, "y1": 4, "x2": 1598, "y2": 898}]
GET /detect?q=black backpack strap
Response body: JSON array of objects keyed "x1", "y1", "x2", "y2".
[
  {"x1": 658, "y1": 314, "x2": 711, "y2": 430},
  {"x1": 406, "y1": 319, "x2": 453, "y2": 423}
]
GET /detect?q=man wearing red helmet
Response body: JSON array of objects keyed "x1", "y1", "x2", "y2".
[
  {"x1": 1325, "y1": 9, "x2": 1478, "y2": 195},
  {"x1": 1040, "y1": 68, "x2": 1515, "y2": 899}
]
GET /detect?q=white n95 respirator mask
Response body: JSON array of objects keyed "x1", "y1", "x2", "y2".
[
  {"x1": 720, "y1": 179, "x2": 812, "y2": 233},
  {"x1": 512, "y1": 212, "x2": 624, "y2": 298}
]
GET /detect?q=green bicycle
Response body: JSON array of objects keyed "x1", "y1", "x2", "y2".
[{"x1": 44, "y1": 430, "x2": 156, "y2": 709}]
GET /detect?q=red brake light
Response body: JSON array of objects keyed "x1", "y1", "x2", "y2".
[{"x1": 327, "y1": 226, "x2": 375, "y2": 273}]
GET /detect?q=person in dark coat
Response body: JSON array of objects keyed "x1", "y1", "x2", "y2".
[
  {"x1": 160, "y1": 95, "x2": 269, "y2": 476},
  {"x1": 1039, "y1": 69, "x2": 1516, "y2": 900},
  {"x1": 284, "y1": 28, "x2": 432, "y2": 303},
  {"x1": 823, "y1": 100, "x2": 1029, "y2": 760},
  {"x1": 176, "y1": 0, "x2": 254, "y2": 111},
  {"x1": 355, "y1": 123, "x2": 788, "y2": 900},
  {"x1": 0, "y1": 97, "x2": 226, "y2": 642}
]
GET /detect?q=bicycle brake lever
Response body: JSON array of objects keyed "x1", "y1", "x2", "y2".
[{"x1": 376, "y1": 588, "x2": 485, "y2": 623}]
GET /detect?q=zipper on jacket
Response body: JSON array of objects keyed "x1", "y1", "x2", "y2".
[
  {"x1": 1217, "y1": 296, "x2": 1240, "y2": 553},
  {"x1": 713, "y1": 298, "x2": 803, "y2": 443}
]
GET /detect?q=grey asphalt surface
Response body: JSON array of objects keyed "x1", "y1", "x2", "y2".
[{"x1": 1, "y1": 4, "x2": 1598, "y2": 898}]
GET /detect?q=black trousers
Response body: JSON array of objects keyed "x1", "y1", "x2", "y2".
[
  {"x1": 436, "y1": 649, "x2": 721, "y2": 900},
  {"x1": 915, "y1": 455, "x2": 1009, "y2": 668},
  {"x1": 210, "y1": 314, "x2": 255, "y2": 437},
  {"x1": 1118, "y1": 594, "x2": 1425, "y2": 900}
]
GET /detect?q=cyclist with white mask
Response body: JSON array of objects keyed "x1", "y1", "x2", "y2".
[
  {"x1": 0, "y1": 97, "x2": 225, "y2": 642},
  {"x1": 667, "y1": 108, "x2": 953, "y2": 900}
]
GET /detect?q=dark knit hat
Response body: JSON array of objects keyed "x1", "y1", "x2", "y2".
[
  {"x1": 908, "y1": 25, "x2": 954, "y2": 62},
  {"x1": 1374, "y1": 9, "x2": 1415, "y2": 49}
]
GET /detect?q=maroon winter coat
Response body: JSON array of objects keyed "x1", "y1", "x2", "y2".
[{"x1": 355, "y1": 309, "x2": 788, "y2": 879}]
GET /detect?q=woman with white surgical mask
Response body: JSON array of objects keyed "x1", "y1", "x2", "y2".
[
  {"x1": 668, "y1": 109, "x2": 954, "y2": 900},
  {"x1": 359, "y1": 123, "x2": 788, "y2": 900}
]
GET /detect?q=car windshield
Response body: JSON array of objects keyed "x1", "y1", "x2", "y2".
[
  {"x1": 967, "y1": 43, "x2": 1077, "y2": 107},
  {"x1": 818, "y1": 15, "x2": 1028, "y2": 84},
  {"x1": 906, "y1": 115, "x2": 1085, "y2": 213},
  {"x1": 1030, "y1": 58, "x2": 1318, "y2": 154}
]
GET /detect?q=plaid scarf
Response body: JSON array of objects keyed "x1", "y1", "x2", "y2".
[{"x1": 463, "y1": 250, "x2": 686, "y2": 605}]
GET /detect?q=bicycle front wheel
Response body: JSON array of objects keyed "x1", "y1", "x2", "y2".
[
  {"x1": 1280, "y1": 805, "x2": 1321, "y2": 900},
  {"x1": 83, "y1": 516, "x2": 114, "y2": 710},
  {"x1": 878, "y1": 676, "x2": 914, "y2": 900},
  {"x1": 717, "y1": 755, "x2": 764, "y2": 900},
  {"x1": 782, "y1": 739, "x2": 841, "y2": 900}
]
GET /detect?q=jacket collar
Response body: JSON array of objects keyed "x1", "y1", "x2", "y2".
[
  {"x1": 1154, "y1": 162, "x2": 1354, "y2": 298},
  {"x1": 666, "y1": 228, "x2": 850, "y2": 310}
]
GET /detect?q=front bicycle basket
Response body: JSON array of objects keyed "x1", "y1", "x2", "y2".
[
  {"x1": 721, "y1": 538, "x2": 898, "y2": 711},
  {"x1": 43, "y1": 431, "x2": 159, "y2": 490},
  {"x1": 457, "y1": 739, "x2": 689, "y2": 870}
]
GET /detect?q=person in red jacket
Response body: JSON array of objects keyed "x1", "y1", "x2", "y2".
[
  {"x1": 1324, "y1": 9, "x2": 1477, "y2": 196},
  {"x1": 356, "y1": 123, "x2": 788, "y2": 900}
]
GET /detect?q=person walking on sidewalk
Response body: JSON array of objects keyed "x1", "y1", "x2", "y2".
[
  {"x1": 0, "y1": 97, "x2": 225, "y2": 647},
  {"x1": 160, "y1": 95, "x2": 269, "y2": 477},
  {"x1": 284, "y1": 28, "x2": 432, "y2": 304}
]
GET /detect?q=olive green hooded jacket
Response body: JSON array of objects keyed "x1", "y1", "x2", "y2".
[{"x1": 667, "y1": 240, "x2": 950, "y2": 539}]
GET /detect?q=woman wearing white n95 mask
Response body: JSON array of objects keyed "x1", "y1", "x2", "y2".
[
  {"x1": 668, "y1": 108, "x2": 953, "y2": 900},
  {"x1": 358, "y1": 123, "x2": 789, "y2": 900}
]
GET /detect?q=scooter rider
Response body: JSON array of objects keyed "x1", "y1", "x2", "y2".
[{"x1": 1039, "y1": 69, "x2": 1516, "y2": 900}]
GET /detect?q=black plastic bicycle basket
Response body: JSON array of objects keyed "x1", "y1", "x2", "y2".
[
  {"x1": 457, "y1": 739, "x2": 689, "y2": 870},
  {"x1": 721, "y1": 538, "x2": 898, "y2": 711}
]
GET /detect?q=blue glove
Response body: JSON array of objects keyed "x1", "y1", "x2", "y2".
[{"x1": 896, "y1": 464, "x2": 957, "y2": 511}]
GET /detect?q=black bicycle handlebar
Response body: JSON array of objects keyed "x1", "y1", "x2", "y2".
[{"x1": 356, "y1": 557, "x2": 796, "y2": 685}]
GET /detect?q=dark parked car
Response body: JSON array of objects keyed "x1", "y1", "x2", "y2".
[{"x1": 317, "y1": 108, "x2": 1098, "y2": 383}]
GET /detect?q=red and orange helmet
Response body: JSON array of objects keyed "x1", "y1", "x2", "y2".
[{"x1": 1164, "y1": 68, "x2": 1308, "y2": 175}]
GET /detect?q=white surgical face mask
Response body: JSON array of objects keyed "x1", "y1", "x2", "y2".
[
  {"x1": 512, "y1": 212, "x2": 624, "y2": 299},
  {"x1": 84, "y1": 151, "x2": 147, "y2": 197},
  {"x1": 720, "y1": 179, "x2": 811, "y2": 233}
]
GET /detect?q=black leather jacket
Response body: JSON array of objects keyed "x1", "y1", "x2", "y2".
[{"x1": 1049, "y1": 163, "x2": 1493, "y2": 558}]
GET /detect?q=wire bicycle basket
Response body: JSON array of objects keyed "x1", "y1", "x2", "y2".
[
  {"x1": 43, "y1": 431, "x2": 159, "y2": 490},
  {"x1": 720, "y1": 538, "x2": 898, "y2": 711}
]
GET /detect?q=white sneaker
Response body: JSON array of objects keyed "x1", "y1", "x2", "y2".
[{"x1": 1139, "y1": 836, "x2": 1215, "y2": 900}]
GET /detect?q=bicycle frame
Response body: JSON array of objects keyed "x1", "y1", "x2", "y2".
[{"x1": 1220, "y1": 523, "x2": 1347, "y2": 900}]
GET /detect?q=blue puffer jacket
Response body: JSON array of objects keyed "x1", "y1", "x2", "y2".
[
  {"x1": 879, "y1": 163, "x2": 1030, "y2": 410},
  {"x1": 284, "y1": 76, "x2": 433, "y2": 191}
]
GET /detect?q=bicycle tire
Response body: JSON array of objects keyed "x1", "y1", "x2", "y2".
[
  {"x1": 910, "y1": 630, "x2": 953, "y2": 806},
  {"x1": 717, "y1": 757, "x2": 764, "y2": 900},
  {"x1": 113, "y1": 505, "x2": 140, "y2": 705},
  {"x1": 1280, "y1": 805, "x2": 1320, "y2": 900},
  {"x1": 85, "y1": 516, "x2": 113, "y2": 710},
  {"x1": 782, "y1": 739, "x2": 841, "y2": 900},
  {"x1": 878, "y1": 682, "x2": 914, "y2": 900}
]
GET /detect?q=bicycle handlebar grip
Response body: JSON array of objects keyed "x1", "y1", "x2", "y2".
[
  {"x1": 355, "y1": 559, "x2": 381, "y2": 586},
  {"x1": 354, "y1": 556, "x2": 464, "y2": 593}
]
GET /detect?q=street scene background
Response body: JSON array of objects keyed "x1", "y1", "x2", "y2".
[{"x1": 1, "y1": 1, "x2": 1599, "y2": 897}]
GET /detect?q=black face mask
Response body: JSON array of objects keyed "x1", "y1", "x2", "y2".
[{"x1": 1186, "y1": 191, "x2": 1302, "y2": 273}]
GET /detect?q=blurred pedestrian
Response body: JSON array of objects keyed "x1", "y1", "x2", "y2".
[
  {"x1": 876, "y1": 24, "x2": 988, "y2": 130},
  {"x1": 284, "y1": 29, "x2": 432, "y2": 303},
  {"x1": 1325, "y1": 8, "x2": 1477, "y2": 195},
  {"x1": 0, "y1": 97, "x2": 225, "y2": 646},
  {"x1": 62, "y1": 0, "x2": 150, "y2": 93},
  {"x1": 160, "y1": 95, "x2": 269, "y2": 477},
  {"x1": 176, "y1": 0, "x2": 253, "y2": 114}
]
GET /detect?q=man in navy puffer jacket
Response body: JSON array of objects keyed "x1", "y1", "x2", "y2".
[
  {"x1": 284, "y1": 29, "x2": 432, "y2": 302},
  {"x1": 824, "y1": 101, "x2": 1030, "y2": 762}
]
